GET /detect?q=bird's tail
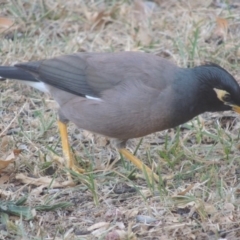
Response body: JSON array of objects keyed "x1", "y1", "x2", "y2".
[{"x1": 0, "y1": 66, "x2": 38, "y2": 82}]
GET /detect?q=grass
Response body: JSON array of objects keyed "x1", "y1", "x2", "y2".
[{"x1": 1, "y1": 0, "x2": 240, "y2": 239}]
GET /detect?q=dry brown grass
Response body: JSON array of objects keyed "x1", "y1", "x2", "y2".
[{"x1": 1, "y1": 0, "x2": 240, "y2": 239}]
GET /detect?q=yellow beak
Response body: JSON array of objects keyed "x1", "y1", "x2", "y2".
[{"x1": 233, "y1": 105, "x2": 240, "y2": 114}]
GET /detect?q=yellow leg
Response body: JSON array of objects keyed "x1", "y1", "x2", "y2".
[
  {"x1": 58, "y1": 120, "x2": 85, "y2": 173},
  {"x1": 119, "y1": 148, "x2": 159, "y2": 182}
]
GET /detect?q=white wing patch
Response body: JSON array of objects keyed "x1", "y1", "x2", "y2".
[
  {"x1": 19, "y1": 80, "x2": 49, "y2": 93},
  {"x1": 85, "y1": 95, "x2": 102, "y2": 101},
  {"x1": 3, "y1": 78, "x2": 103, "y2": 99}
]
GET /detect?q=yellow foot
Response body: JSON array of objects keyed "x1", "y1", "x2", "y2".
[
  {"x1": 58, "y1": 120, "x2": 85, "y2": 175},
  {"x1": 119, "y1": 148, "x2": 159, "y2": 182},
  {"x1": 70, "y1": 164, "x2": 85, "y2": 174}
]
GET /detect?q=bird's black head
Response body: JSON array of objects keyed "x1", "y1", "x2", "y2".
[{"x1": 193, "y1": 63, "x2": 240, "y2": 114}]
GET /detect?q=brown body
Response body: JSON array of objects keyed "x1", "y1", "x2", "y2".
[{"x1": 46, "y1": 52, "x2": 178, "y2": 140}]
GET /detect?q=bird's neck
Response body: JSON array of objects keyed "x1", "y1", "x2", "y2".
[{"x1": 174, "y1": 68, "x2": 219, "y2": 117}]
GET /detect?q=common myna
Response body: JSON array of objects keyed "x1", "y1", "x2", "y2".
[{"x1": 1, "y1": 51, "x2": 240, "y2": 181}]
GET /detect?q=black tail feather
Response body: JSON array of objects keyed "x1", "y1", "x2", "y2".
[{"x1": 0, "y1": 66, "x2": 38, "y2": 82}]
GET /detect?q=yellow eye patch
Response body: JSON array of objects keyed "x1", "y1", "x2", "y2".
[{"x1": 213, "y1": 88, "x2": 230, "y2": 102}]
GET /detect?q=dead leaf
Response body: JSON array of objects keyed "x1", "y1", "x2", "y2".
[
  {"x1": 0, "y1": 189, "x2": 12, "y2": 198},
  {"x1": 172, "y1": 195, "x2": 196, "y2": 208},
  {"x1": 140, "y1": 189, "x2": 152, "y2": 198},
  {"x1": 87, "y1": 222, "x2": 110, "y2": 231},
  {"x1": 212, "y1": 202, "x2": 235, "y2": 224},
  {"x1": 0, "y1": 149, "x2": 21, "y2": 170},
  {"x1": 133, "y1": 0, "x2": 155, "y2": 22},
  {"x1": 83, "y1": 3, "x2": 118, "y2": 30},
  {"x1": 131, "y1": 1, "x2": 154, "y2": 46},
  {"x1": 206, "y1": 17, "x2": 228, "y2": 44},
  {"x1": 136, "y1": 27, "x2": 152, "y2": 46},
  {"x1": 223, "y1": 202, "x2": 235, "y2": 212},
  {"x1": 13, "y1": 149, "x2": 22, "y2": 156},
  {"x1": 178, "y1": 184, "x2": 195, "y2": 196},
  {"x1": 204, "y1": 203, "x2": 217, "y2": 215},
  {"x1": 0, "y1": 135, "x2": 12, "y2": 152},
  {"x1": 216, "y1": 17, "x2": 228, "y2": 38},
  {"x1": 87, "y1": 222, "x2": 110, "y2": 237},
  {"x1": 86, "y1": 9, "x2": 109, "y2": 30},
  {"x1": 190, "y1": 200, "x2": 219, "y2": 221},
  {"x1": 133, "y1": 1, "x2": 148, "y2": 17},
  {"x1": 0, "y1": 158, "x2": 14, "y2": 170},
  {"x1": 0, "y1": 174, "x2": 10, "y2": 185},
  {"x1": 15, "y1": 173, "x2": 75, "y2": 188},
  {"x1": 123, "y1": 208, "x2": 139, "y2": 218},
  {"x1": 5, "y1": 151, "x2": 15, "y2": 161},
  {"x1": 0, "y1": 17, "x2": 14, "y2": 33}
]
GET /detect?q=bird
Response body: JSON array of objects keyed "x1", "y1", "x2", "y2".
[{"x1": 1, "y1": 51, "x2": 240, "y2": 182}]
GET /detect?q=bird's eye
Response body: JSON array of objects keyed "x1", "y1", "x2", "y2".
[{"x1": 223, "y1": 94, "x2": 232, "y2": 103}]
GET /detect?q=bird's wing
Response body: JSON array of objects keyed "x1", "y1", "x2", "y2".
[
  {"x1": 12, "y1": 52, "x2": 176, "y2": 98},
  {"x1": 16, "y1": 52, "x2": 140, "y2": 98},
  {"x1": 16, "y1": 54, "x2": 99, "y2": 97}
]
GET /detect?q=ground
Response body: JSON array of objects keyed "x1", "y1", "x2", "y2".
[{"x1": 1, "y1": 0, "x2": 240, "y2": 239}]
